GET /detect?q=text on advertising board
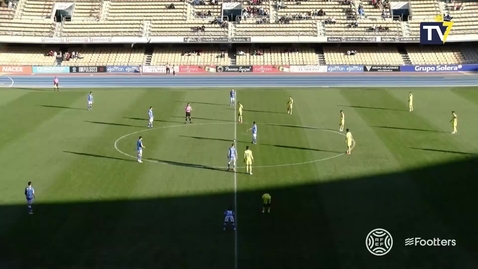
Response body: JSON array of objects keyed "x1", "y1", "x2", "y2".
[
  {"x1": 106, "y1": 66, "x2": 140, "y2": 73},
  {"x1": 289, "y1": 65, "x2": 327, "y2": 73},
  {"x1": 399, "y1": 64, "x2": 478, "y2": 72},
  {"x1": 32, "y1": 66, "x2": 69, "y2": 74},
  {"x1": 364, "y1": 66, "x2": 400, "y2": 72},
  {"x1": 142, "y1": 66, "x2": 166, "y2": 73},
  {"x1": 1, "y1": 65, "x2": 32, "y2": 74},
  {"x1": 252, "y1": 65, "x2": 288, "y2": 73},
  {"x1": 327, "y1": 65, "x2": 363, "y2": 72},
  {"x1": 216, "y1": 66, "x2": 252, "y2": 73}
]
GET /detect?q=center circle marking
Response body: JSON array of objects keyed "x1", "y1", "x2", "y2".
[{"x1": 114, "y1": 122, "x2": 353, "y2": 168}]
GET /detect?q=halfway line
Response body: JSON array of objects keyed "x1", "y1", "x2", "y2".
[{"x1": 233, "y1": 91, "x2": 238, "y2": 269}]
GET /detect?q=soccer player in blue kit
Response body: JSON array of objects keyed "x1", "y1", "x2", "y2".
[
  {"x1": 87, "y1": 92, "x2": 94, "y2": 111},
  {"x1": 25, "y1": 181, "x2": 35, "y2": 214},
  {"x1": 137, "y1": 136, "x2": 145, "y2": 163},
  {"x1": 230, "y1": 89, "x2": 235, "y2": 106},
  {"x1": 223, "y1": 207, "x2": 236, "y2": 231}
]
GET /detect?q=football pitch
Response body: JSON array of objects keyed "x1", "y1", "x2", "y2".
[{"x1": 0, "y1": 86, "x2": 477, "y2": 268}]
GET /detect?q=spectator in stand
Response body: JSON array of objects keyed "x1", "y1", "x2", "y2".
[
  {"x1": 347, "y1": 50, "x2": 357, "y2": 55},
  {"x1": 325, "y1": 17, "x2": 336, "y2": 24}
]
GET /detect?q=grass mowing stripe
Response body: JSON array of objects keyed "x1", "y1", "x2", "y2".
[{"x1": 0, "y1": 92, "x2": 85, "y2": 151}]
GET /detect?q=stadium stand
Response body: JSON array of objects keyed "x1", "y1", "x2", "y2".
[
  {"x1": 235, "y1": 46, "x2": 318, "y2": 65},
  {"x1": 323, "y1": 46, "x2": 404, "y2": 65},
  {"x1": 71, "y1": 1, "x2": 101, "y2": 21},
  {"x1": 150, "y1": 47, "x2": 230, "y2": 66},
  {"x1": 0, "y1": 46, "x2": 56, "y2": 65},
  {"x1": 61, "y1": 47, "x2": 145, "y2": 66},
  {"x1": 445, "y1": 1, "x2": 478, "y2": 35},
  {"x1": 0, "y1": 5, "x2": 14, "y2": 19},
  {"x1": 406, "y1": 45, "x2": 478, "y2": 65},
  {"x1": 407, "y1": 0, "x2": 441, "y2": 36}
]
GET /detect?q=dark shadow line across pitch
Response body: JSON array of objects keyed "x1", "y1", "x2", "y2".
[{"x1": 64, "y1": 151, "x2": 136, "y2": 162}]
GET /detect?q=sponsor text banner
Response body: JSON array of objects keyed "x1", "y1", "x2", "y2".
[
  {"x1": 106, "y1": 66, "x2": 140, "y2": 73},
  {"x1": 216, "y1": 65, "x2": 252, "y2": 73},
  {"x1": 364, "y1": 66, "x2": 400, "y2": 72},
  {"x1": 327, "y1": 37, "x2": 377, "y2": 42},
  {"x1": 184, "y1": 37, "x2": 251, "y2": 43},
  {"x1": 327, "y1": 65, "x2": 364, "y2": 73},
  {"x1": 1, "y1": 65, "x2": 33, "y2": 74},
  {"x1": 252, "y1": 65, "x2": 289, "y2": 73},
  {"x1": 179, "y1": 65, "x2": 216, "y2": 73},
  {"x1": 70, "y1": 66, "x2": 106, "y2": 73},
  {"x1": 142, "y1": 66, "x2": 166, "y2": 74},
  {"x1": 289, "y1": 65, "x2": 327, "y2": 73},
  {"x1": 400, "y1": 64, "x2": 478, "y2": 72},
  {"x1": 32, "y1": 66, "x2": 69, "y2": 74}
]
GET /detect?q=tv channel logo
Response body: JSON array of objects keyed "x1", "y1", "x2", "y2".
[{"x1": 420, "y1": 15, "x2": 454, "y2": 45}]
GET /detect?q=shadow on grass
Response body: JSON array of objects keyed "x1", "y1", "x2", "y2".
[
  {"x1": 372, "y1": 125, "x2": 446, "y2": 133},
  {"x1": 149, "y1": 158, "x2": 226, "y2": 172},
  {"x1": 179, "y1": 135, "x2": 246, "y2": 144},
  {"x1": 85, "y1": 121, "x2": 140, "y2": 128},
  {"x1": 175, "y1": 100, "x2": 229, "y2": 107},
  {"x1": 171, "y1": 116, "x2": 232, "y2": 122},
  {"x1": 244, "y1": 109, "x2": 284, "y2": 114},
  {"x1": 64, "y1": 151, "x2": 136, "y2": 162},
  {"x1": 339, "y1": 105, "x2": 404, "y2": 111},
  {"x1": 261, "y1": 143, "x2": 344, "y2": 154},
  {"x1": 1, "y1": 157, "x2": 477, "y2": 269},
  {"x1": 38, "y1": 104, "x2": 83, "y2": 110},
  {"x1": 124, "y1": 117, "x2": 182, "y2": 124},
  {"x1": 409, "y1": 147, "x2": 476, "y2": 156}
]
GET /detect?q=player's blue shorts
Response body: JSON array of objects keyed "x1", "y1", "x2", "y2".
[{"x1": 26, "y1": 198, "x2": 33, "y2": 205}]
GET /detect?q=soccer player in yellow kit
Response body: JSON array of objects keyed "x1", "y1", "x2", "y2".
[
  {"x1": 345, "y1": 128, "x2": 353, "y2": 155},
  {"x1": 244, "y1": 146, "x2": 254, "y2": 175},
  {"x1": 262, "y1": 193, "x2": 271, "y2": 213},
  {"x1": 408, "y1": 92, "x2": 414, "y2": 112},
  {"x1": 339, "y1": 110, "x2": 345, "y2": 132},
  {"x1": 451, "y1": 111, "x2": 457, "y2": 134},
  {"x1": 287, "y1": 96, "x2": 294, "y2": 115},
  {"x1": 238, "y1": 102, "x2": 244, "y2": 123}
]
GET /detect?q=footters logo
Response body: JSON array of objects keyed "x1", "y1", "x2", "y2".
[
  {"x1": 405, "y1": 237, "x2": 457, "y2": 247},
  {"x1": 366, "y1": 228, "x2": 393, "y2": 256}
]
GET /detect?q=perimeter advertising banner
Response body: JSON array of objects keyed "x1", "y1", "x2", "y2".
[
  {"x1": 289, "y1": 65, "x2": 327, "y2": 73},
  {"x1": 216, "y1": 65, "x2": 252, "y2": 73},
  {"x1": 327, "y1": 65, "x2": 364, "y2": 73},
  {"x1": 142, "y1": 66, "x2": 166, "y2": 74},
  {"x1": 32, "y1": 66, "x2": 69, "y2": 74},
  {"x1": 364, "y1": 66, "x2": 400, "y2": 72},
  {"x1": 1, "y1": 65, "x2": 33, "y2": 74},
  {"x1": 179, "y1": 65, "x2": 216, "y2": 73},
  {"x1": 106, "y1": 66, "x2": 141, "y2": 73},
  {"x1": 70, "y1": 66, "x2": 106, "y2": 73},
  {"x1": 400, "y1": 64, "x2": 478, "y2": 72},
  {"x1": 252, "y1": 65, "x2": 289, "y2": 73}
]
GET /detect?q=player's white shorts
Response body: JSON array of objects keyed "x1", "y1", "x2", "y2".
[
  {"x1": 137, "y1": 149, "x2": 142, "y2": 156},
  {"x1": 149, "y1": 117, "x2": 154, "y2": 123},
  {"x1": 88, "y1": 101, "x2": 93, "y2": 105},
  {"x1": 224, "y1": 216, "x2": 235, "y2": 223},
  {"x1": 228, "y1": 158, "x2": 236, "y2": 165},
  {"x1": 231, "y1": 97, "x2": 235, "y2": 103},
  {"x1": 253, "y1": 133, "x2": 257, "y2": 140}
]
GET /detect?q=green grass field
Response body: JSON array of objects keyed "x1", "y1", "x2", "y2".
[{"x1": 0, "y1": 87, "x2": 478, "y2": 269}]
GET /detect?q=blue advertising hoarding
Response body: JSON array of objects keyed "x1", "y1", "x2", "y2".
[
  {"x1": 32, "y1": 66, "x2": 70, "y2": 74},
  {"x1": 327, "y1": 65, "x2": 363, "y2": 73},
  {"x1": 106, "y1": 66, "x2": 140, "y2": 73},
  {"x1": 400, "y1": 64, "x2": 478, "y2": 72}
]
